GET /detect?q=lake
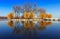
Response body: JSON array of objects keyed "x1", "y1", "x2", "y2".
[{"x1": 0, "y1": 20, "x2": 60, "y2": 39}]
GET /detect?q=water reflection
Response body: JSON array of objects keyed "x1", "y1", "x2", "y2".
[
  {"x1": 7, "y1": 21, "x2": 52, "y2": 34},
  {"x1": 7, "y1": 21, "x2": 53, "y2": 39},
  {"x1": 7, "y1": 21, "x2": 14, "y2": 28},
  {"x1": 39, "y1": 21, "x2": 52, "y2": 30},
  {"x1": 24, "y1": 21, "x2": 35, "y2": 29}
]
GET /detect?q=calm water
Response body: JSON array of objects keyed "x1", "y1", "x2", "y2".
[{"x1": 0, "y1": 20, "x2": 60, "y2": 39}]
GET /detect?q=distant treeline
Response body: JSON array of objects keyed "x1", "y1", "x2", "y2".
[{"x1": 0, "y1": 17, "x2": 7, "y2": 19}]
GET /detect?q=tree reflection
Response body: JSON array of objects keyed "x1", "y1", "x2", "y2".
[
  {"x1": 7, "y1": 21, "x2": 14, "y2": 28},
  {"x1": 24, "y1": 21, "x2": 35, "y2": 29},
  {"x1": 39, "y1": 21, "x2": 52, "y2": 30},
  {"x1": 7, "y1": 21, "x2": 52, "y2": 34}
]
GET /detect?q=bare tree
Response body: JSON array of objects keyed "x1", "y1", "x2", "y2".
[
  {"x1": 38, "y1": 8, "x2": 46, "y2": 13},
  {"x1": 12, "y1": 5, "x2": 21, "y2": 18}
]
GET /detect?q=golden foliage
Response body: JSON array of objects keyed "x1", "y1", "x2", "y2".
[
  {"x1": 24, "y1": 11, "x2": 35, "y2": 19},
  {"x1": 29, "y1": 12, "x2": 35, "y2": 18},
  {"x1": 40, "y1": 13, "x2": 52, "y2": 19},
  {"x1": 40, "y1": 13, "x2": 47, "y2": 19},
  {"x1": 7, "y1": 12, "x2": 14, "y2": 19},
  {"x1": 24, "y1": 12, "x2": 29, "y2": 19},
  {"x1": 47, "y1": 14, "x2": 52, "y2": 18}
]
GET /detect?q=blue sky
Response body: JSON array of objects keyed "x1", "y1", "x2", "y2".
[{"x1": 0, "y1": 0, "x2": 60, "y2": 18}]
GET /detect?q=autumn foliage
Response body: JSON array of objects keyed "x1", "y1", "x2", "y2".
[
  {"x1": 47, "y1": 14, "x2": 52, "y2": 18},
  {"x1": 40, "y1": 13, "x2": 47, "y2": 19},
  {"x1": 40, "y1": 13, "x2": 52, "y2": 19},
  {"x1": 24, "y1": 12, "x2": 35, "y2": 19},
  {"x1": 7, "y1": 12, "x2": 14, "y2": 19}
]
